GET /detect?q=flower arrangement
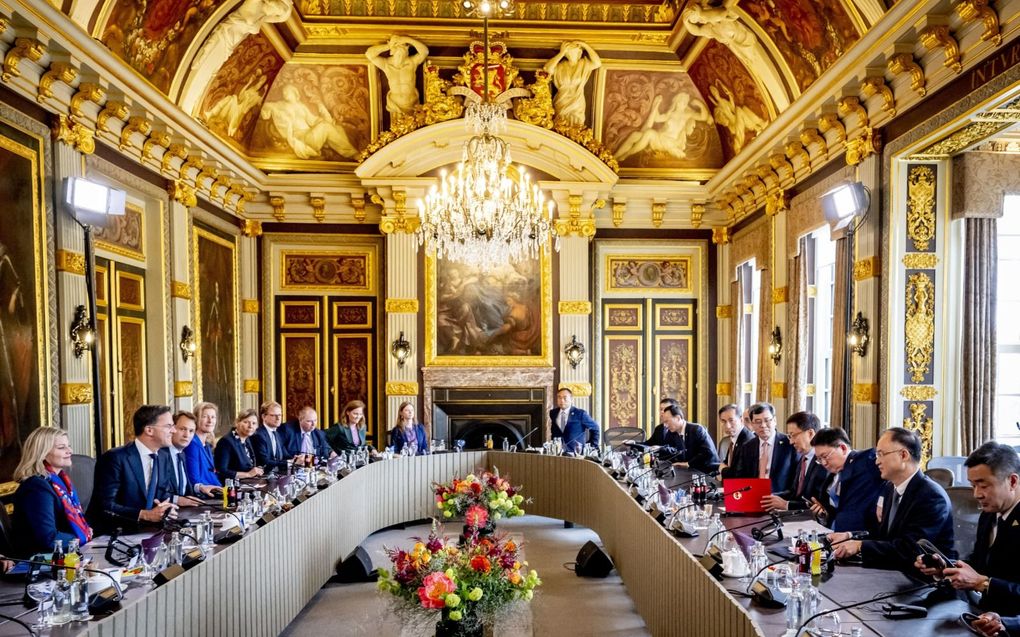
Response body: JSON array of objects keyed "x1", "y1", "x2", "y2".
[
  {"x1": 433, "y1": 469, "x2": 527, "y2": 524},
  {"x1": 377, "y1": 524, "x2": 541, "y2": 632}
]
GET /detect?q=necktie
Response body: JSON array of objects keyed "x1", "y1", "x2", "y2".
[
  {"x1": 758, "y1": 442, "x2": 770, "y2": 479},
  {"x1": 828, "y1": 475, "x2": 840, "y2": 509},
  {"x1": 269, "y1": 429, "x2": 278, "y2": 457},
  {"x1": 559, "y1": 409, "x2": 568, "y2": 432},
  {"x1": 886, "y1": 490, "x2": 901, "y2": 530},
  {"x1": 145, "y1": 453, "x2": 158, "y2": 508},
  {"x1": 176, "y1": 453, "x2": 188, "y2": 495},
  {"x1": 796, "y1": 456, "x2": 808, "y2": 495},
  {"x1": 991, "y1": 515, "x2": 1009, "y2": 546},
  {"x1": 303, "y1": 432, "x2": 313, "y2": 454}
]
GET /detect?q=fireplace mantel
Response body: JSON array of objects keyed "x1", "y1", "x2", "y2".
[{"x1": 422, "y1": 367, "x2": 555, "y2": 439}]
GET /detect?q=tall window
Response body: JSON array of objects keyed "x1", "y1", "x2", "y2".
[
  {"x1": 805, "y1": 230, "x2": 836, "y2": 425},
  {"x1": 738, "y1": 261, "x2": 760, "y2": 406},
  {"x1": 996, "y1": 195, "x2": 1020, "y2": 445}
]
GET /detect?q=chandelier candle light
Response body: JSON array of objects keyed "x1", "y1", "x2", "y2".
[{"x1": 416, "y1": 0, "x2": 558, "y2": 271}]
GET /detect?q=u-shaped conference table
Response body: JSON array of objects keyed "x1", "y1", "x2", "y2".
[{"x1": 5, "y1": 452, "x2": 975, "y2": 637}]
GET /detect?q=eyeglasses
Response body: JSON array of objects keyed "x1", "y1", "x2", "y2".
[
  {"x1": 875, "y1": 447, "x2": 906, "y2": 459},
  {"x1": 815, "y1": 449, "x2": 837, "y2": 465},
  {"x1": 752, "y1": 417, "x2": 774, "y2": 426}
]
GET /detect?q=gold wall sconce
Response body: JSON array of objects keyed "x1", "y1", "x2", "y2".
[
  {"x1": 564, "y1": 335, "x2": 586, "y2": 369},
  {"x1": 180, "y1": 326, "x2": 197, "y2": 363},
  {"x1": 848, "y1": 311, "x2": 870, "y2": 357},
  {"x1": 70, "y1": 305, "x2": 95, "y2": 358},
  {"x1": 391, "y1": 331, "x2": 411, "y2": 367},
  {"x1": 768, "y1": 326, "x2": 782, "y2": 366}
]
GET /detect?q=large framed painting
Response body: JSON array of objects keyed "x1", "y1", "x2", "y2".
[
  {"x1": 0, "y1": 118, "x2": 50, "y2": 488},
  {"x1": 425, "y1": 253, "x2": 551, "y2": 366},
  {"x1": 193, "y1": 227, "x2": 239, "y2": 421}
]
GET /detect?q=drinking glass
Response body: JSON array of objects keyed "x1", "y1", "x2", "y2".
[
  {"x1": 27, "y1": 579, "x2": 55, "y2": 630},
  {"x1": 813, "y1": 611, "x2": 841, "y2": 636},
  {"x1": 771, "y1": 564, "x2": 794, "y2": 595}
]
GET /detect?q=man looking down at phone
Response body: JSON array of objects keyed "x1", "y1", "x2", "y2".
[
  {"x1": 914, "y1": 442, "x2": 1020, "y2": 631},
  {"x1": 827, "y1": 427, "x2": 955, "y2": 571}
]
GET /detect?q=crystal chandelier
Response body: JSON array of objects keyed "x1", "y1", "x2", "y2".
[{"x1": 417, "y1": 0, "x2": 558, "y2": 271}]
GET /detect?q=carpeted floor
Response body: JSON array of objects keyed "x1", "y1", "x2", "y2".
[{"x1": 281, "y1": 515, "x2": 651, "y2": 637}]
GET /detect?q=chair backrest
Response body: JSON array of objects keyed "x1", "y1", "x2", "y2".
[
  {"x1": 927, "y1": 456, "x2": 970, "y2": 487},
  {"x1": 0, "y1": 504, "x2": 15, "y2": 556},
  {"x1": 946, "y1": 485, "x2": 981, "y2": 559},
  {"x1": 66, "y1": 453, "x2": 96, "y2": 511},
  {"x1": 603, "y1": 427, "x2": 645, "y2": 451},
  {"x1": 925, "y1": 468, "x2": 954, "y2": 489}
]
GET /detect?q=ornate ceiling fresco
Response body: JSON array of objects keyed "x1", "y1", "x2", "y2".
[{"x1": 63, "y1": 0, "x2": 889, "y2": 182}]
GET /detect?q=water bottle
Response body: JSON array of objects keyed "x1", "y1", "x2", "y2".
[
  {"x1": 749, "y1": 541, "x2": 768, "y2": 583},
  {"x1": 70, "y1": 570, "x2": 90, "y2": 620},
  {"x1": 707, "y1": 514, "x2": 724, "y2": 548},
  {"x1": 200, "y1": 511, "x2": 214, "y2": 548},
  {"x1": 502, "y1": 437, "x2": 510, "y2": 452},
  {"x1": 168, "y1": 532, "x2": 183, "y2": 566},
  {"x1": 785, "y1": 575, "x2": 805, "y2": 630},
  {"x1": 51, "y1": 578, "x2": 71, "y2": 624}
]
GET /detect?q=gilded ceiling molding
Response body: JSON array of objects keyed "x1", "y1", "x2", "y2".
[
  {"x1": 845, "y1": 127, "x2": 881, "y2": 166},
  {"x1": 2, "y1": 37, "x2": 45, "y2": 83},
  {"x1": 955, "y1": 0, "x2": 1001, "y2": 47},
  {"x1": 38, "y1": 61, "x2": 77, "y2": 103},
  {"x1": 241, "y1": 219, "x2": 262, "y2": 237},
  {"x1": 173, "y1": 381, "x2": 193, "y2": 398},
  {"x1": 59, "y1": 383, "x2": 93, "y2": 405},
  {"x1": 118, "y1": 116, "x2": 151, "y2": 151},
  {"x1": 179, "y1": 154, "x2": 205, "y2": 182},
  {"x1": 908, "y1": 121, "x2": 1009, "y2": 159},
  {"x1": 852, "y1": 383, "x2": 879, "y2": 404},
  {"x1": 196, "y1": 165, "x2": 218, "y2": 193},
  {"x1": 904, "y1": 272, "x2": 936, "y2": 383},
  {"x1": 887, "y1": 52, "x2": 926, "y2": 97},
  {"x1": 711, "y1": 227, "x2": 730, "y2": 245},
  {"x1": 902, "y1": 253, "x2": 938, "y2": 269},
  {"x1": 920, "y1": 23, "x2": 962, "y2": 75},
  {"x1": 558, "y1": 382, "x2": 592, "y2": 397},
  {"x1": 51, "y1": 115, "x2": 95, "y2": 155},
  {"x1": 96, "y1": 100, "x2": 128, "y2": 133},
  {"x1": 691, "y1": 203, "x2": 704, "y2": 229},
  {"x1": 270, "y1": 195, "x2": 286, "y2": 222},
  {"x1": 167, "y1": 180, "x2": 198, "y2": 208},
  {"x1": 837, "y1": 96, "x2": 869, "y2": 130},
  {"x1": 903, "y1": 402, "x2": 934, "y2": 468},
  {"x1": 860, "y1": 75, "x2": 896, "y2": 117},
  {"x1": 554, "y1": 194, "x2": 598, "y2": 238},
  {"x1": 906, "y1": 165, "x2": 937, "y2": 251},
  {"x1": 385, "y1": 299, "x2": 420, "y2": 313},
  {"x1": 800, "y1": 127, "x2": 827, "y2": 158},
  {"x1": 651, "y1": 201, "x2": 666, "y2": 228},
  {"x1": 558, "y1": 301, "x2": 592, "y2": 315},
  {"x1": 209, "y1": 174, "x2": 230, "y2": 201},
  {"x1": 352, "y1": 196, "x2": 366, "y2": 223},
  {"x1": 161, "y1": 143, "x2": 187, "y2": 175},
  {"x1": 715, "y1": 305, "x2": 733, "y2": 319},
  {"x1": 385, "y1": 381, "x2": 420, "y2": 396},
  {"x1": 242, "y1": 299, "x2": 260, "y2": 314},
  {"x1": 900, "y1": 385, "x2": 937, "y2": 401},
  {"x1": 784, "y1": 141, "x2": 810, "y2": 177},
  {"x1": 853, "y1": 256, "x2": 880, "y2": 280},
  {"x1": 817, "y1": 113, "x2": 846, "y2": 145},
  {"x1": 612, "y1": 201, "x2": 625, "y2": 227},
  {"x1": 768, "y1": 154, "x2": 794, "y2": 186},
  {"x1": 70, "y1": 82, "x2": 104, "y2": 119},
  {"x1": 141, "y1": 130, "x2": 170, "y2": 162},
  {"x1": 310, "y1": 195, "x2": 326, "y2": 223},
  {"x1": 55, "y1": 249, "x2": 86, "y2": 275},
  {"x1": 171, "y1": 281, "x2": 192, "y2": 299}
]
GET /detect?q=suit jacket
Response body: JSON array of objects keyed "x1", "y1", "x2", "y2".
[
  {"x1": 12, "y1": 475, "x2": 84, "y2": 556},
  {"x1": 182, "y1": 436, "x2": 220, "y2": 487},
  {"x1": 159, "y1": 447, "x2": 195, "y2": 498},
  {"x1": 733, "y1": 432, "x2": 797, "y2": 493},
  {"x1": 650, "y1": 423, "x2": 720, "y2": 475},
  {"x1": 859, "y1": 471, "x2": 956, "y2": 572},
  {"x1": 283, "y1": 423, "x2": 333, "y2": 459},
  {"x1": 87, "y1": 442, "x2": 174, "y2": 534},
  {"x1": 549, "y1": 406, "x2": 601, "y2": 451},
  {"x1": 251, "y1": 425, "x2": 292, "y2": 473},
  {"x1": 786, "y1": 455, "x2": 830, "y2": 510},
  {"x1": 326, "y1": 423, "x2": 369, "y2": 453},
  {"x1": 970, "y1": 504, "x2": 1020, "y2": 616},
  {"x1": 718, "y1": 428, "x2": 754, "y2": 468},
  {"x1": 822, "y1": 448, "x2": 883, "y2": 533},
  {"x1": 214, "y1": 432, "x2": 258, "y2": 480},
  {"x1": 389, "y1": 423, "x2": 428, "y2": 455}
]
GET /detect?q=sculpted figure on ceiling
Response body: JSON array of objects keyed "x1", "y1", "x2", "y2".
[
  {"x1": 191, "y1": 0, "x2": 293, "y2": 73},
  {"x1": 614, "y1": 92, "x2": 713, "y2": 162},
  {"x1": 543, "y1": 41, "x2": 602, "y2": 128},
  {"x1": 258, "y1": 85, "x2": 359, "y2": 159},
  {"x1": 366, "y1": 35, "x2": 430, "y2": 119},
  {"x1": 709, "y1": 83, "x2": 767, "y2": 155},
  {"x1": 202, "y1": 69, "x2": 269, "y2": 137}
]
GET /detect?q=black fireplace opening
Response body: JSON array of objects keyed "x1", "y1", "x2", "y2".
[{"x1": 431, "y1": 387, "x2": 546, "y2": 450}]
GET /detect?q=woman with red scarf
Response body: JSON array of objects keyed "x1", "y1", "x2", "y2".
[{"x1": 12, "y1": 427, "x2": 93, "y2": 556}]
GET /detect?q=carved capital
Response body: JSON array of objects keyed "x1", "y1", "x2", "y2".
[
  {"x1": 554, "y1": 215, "x2": 596, "y2": 238},
  {"x1": 385, "y1": 382, "x2": 420, "y2": 396},
  {"x1": 920, "y1": 24, "x2": 962, "y2": 74},
  {"x1": 243, "y1": 379, "x2": 261, "y2": 393},
  {"x1": 558, "y1": 382, "x2": 592, "y2": 397},
  {"x1": 242, "y1": 299, "x2": 260, "y2": 313},
  {"x1": 955, "y1": 0, "x2": 1001, "y2": 46},
  {"x1": 715, "y1": 382, "x2": 733, "y2": 396},
  {"x1": 55, "y1": 249, "x2": 86, "y2": 275},
  {"x1": 167, "y1": 180, "x2": 197, "y2": 207},
  {"x1": 651, "y1": 202, "x2": 666, "y2": 228},
  {"x1": 270, "y1": 195, "x2": 286, "y2": 222},
  {"x1": 860, "y1": 76, "x2": 896, "y2": 117},
  {"x1": 845, "y1": 127, "x2": 882, "y2": 166},
  {"x1": 853, "y1": 256, "x2": 880, "y2": 280},
  {"x1": 558, "y1": 301, "x2": 592, "y2": 315},
  {"x1": 51, "y1": 115, "x2": 95, "y2": 155},
  {"x1": 2, "y1": 37, "x2": 45, "y2": 83},
  {"x1": 611, "y1": 200, "x2": 626, "y2": 227},
  {"x1": 817, "y1": 113, "x2": 846, "y2": 144},
  {"x1": 70, "y1": 82, "x2": 105, "y2": 119},
  {"x1": 174, "y1": 381, "x2": 194, "y2": 398},
  {"x1": 690, "y1": 202, "x2": 704, "y2": 229},
  {"x1": 379, "y1": 214, "x2": 420, "y2": 234},
  {"x1": 716, "y1": 304, "x2": 733, "y2": 319},
  {"x1": 711, "y1": 226, "x2": 731, "y2": 245},
  {"x1": 241, "y1": 219, "x2": 262, "y2": 237},
  {"x1": 852, "y1": 383, "x2": 879, "y2": 404},
  {"x1": 765, "y1": 190, "x2": 790, "y2": 217},
  {"x1": 171, "y1": 280, "x2": 192, "y2": 299},
  {"x1": 888, "y1": 53, "x2": 926, "y2": 96},
  {"x1": 38, "y1": 61, "x2": 77, "y2": 103},
  {"x1": 385, "y1": 298, "x2": 420, "y2": 313}
]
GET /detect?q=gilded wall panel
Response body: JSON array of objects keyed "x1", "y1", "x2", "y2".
[
  {"x1": 604, "y1": 335, "x2": 643, "y2": 429},
  {"x1": 605, "y1": 256, "x2": 692, "y2": 292},
  {"x1": 904, "y1": 270, "x2": 936, "y2": 385},
  {"x1": 333, "y1": 302, "x2": 372, "y2": 329},
  {"x1": 280, "y1": 301, "x2": 320, "y2": 328},
  {"x1": 604, "y1": 304, "x2": 643, "y2": 330},
  {"x1": 656, "y1": 305, "x2": 692, "y2": 330},
  {"x1": 281, "y1": 251, "x2": 374, "y2": 292},
  {"x1": 333, "y1": 335, "x2": 372, "y2": 433},
  {"x1": 281, "y1": 334, "x2": 320, "y2": 422},
  {"x1": 94, "y1": 203, "x2": 145, "y2": 260},
  {"x1": 656, "y1": 336, "x2": 692, "y2": 420},
  {"x1": 906, "y1": 164, "x2": 937, "y2": 252}
]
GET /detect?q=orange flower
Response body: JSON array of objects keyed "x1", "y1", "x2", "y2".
[
  {"x1": 418, "y1": 572, "x2": 455, "y2": 609},
  {"x1": 470, "y1": 555, "x2": 492, "y2": 573}
]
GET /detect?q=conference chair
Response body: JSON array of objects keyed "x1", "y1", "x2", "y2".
[
  {"x1": 603, "y1": 427, "x2": 644, "y2": 451},
  {"x1": 924, "y1": 467, "x2": 954, "y2": 490},
  {"x1": 0, "y1": 504, "x2": 14, "y2": 557},
  {"x1": 66, "y1": 453, "x2": 97, "y2": 511},
  {"x1": 946, "y1": 486, "x2": 981, "y2": 560},
  {"x1": 928, "y1": 456, "x2": 970, "y2": 487}
]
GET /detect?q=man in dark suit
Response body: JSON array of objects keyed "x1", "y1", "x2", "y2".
[
  {"x1": 161, "y1": 410, "x2": 219, "y2": 505},
  {"x1": 829, "y1": 427, "x2": 955, "y2": 572},
  {"x1": 915, "y1": 442, "x2": 1020, "y2": 622},
  {"x1": 761, "y1": 411, "x2": 829, "y2": 512},
  {"x1": 87, "y1": 405, "x2": 177, "y2": 533},
  {"x1": 644, "y1": 397, "x2": 680, "y2": 447},
  {"x1": 549, "y1": 387, "x2": 600, "y2": 453},
  {"x1": 251, "y1": 400, "x2": 291, "y2": 473},
  {"x1": 284, "y1": 406, "x2": 336, "y2": 460},
  {"x1": 808, "y1": 427, "x2": 882, "y2": 533},
  {"x1": 717, "y1": 403, "x2": 753, "y2": 474},
  {"x1": 652, "y1": 403, "x2": 719, "y2": 474},
  {"x1": 733, "y1": 402, "x2": 796, "y2": 493}
]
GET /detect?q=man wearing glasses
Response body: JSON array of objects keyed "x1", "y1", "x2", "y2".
[
  {"x1": 88, "y1": 405, "x2": 178, "y2": 533},
  {"x1": 760, "y1": 411, "x2": 829, "y2": 512},
  {"x1": 827, "y1": 427, "x2": 955, "y2": 571},
  {"x1": 806, "y1": 427, "x2": 882, "y2": 533},
  {"x1": 251, "y1": 400, "x2": 291, "y2": 474},
  {"x1": 732, "y1": 402, "x2": 797, "y2": 493}
]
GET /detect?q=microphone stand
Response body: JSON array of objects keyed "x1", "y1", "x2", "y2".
[
  {"x1": 514, "y1": 426, "x2": 539, "y2": 450},
  {"x1": 698, "y1": 510, "x2": 800, "y2": 558},
  {"x1": 628, "y1": 447, "x2": 688, "y2": 484},
  {"x1": 750, "y1": 512, "x2": 785, "y2": 542},
  {"x1": 794, "y1": 582, "x2": 939, "y2": 636}
]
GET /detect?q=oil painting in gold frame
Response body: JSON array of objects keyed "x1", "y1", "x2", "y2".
[{"x1": 192, "y1": 226, "x2": 240, "y2": 418}]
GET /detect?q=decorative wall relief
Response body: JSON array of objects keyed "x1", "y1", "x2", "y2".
[
  {"x1": 333, "y1": 334, "x2": 371, "y2": 426},
  {"x1": 281, "y1": 334, "x2": 319, "y2": 420},
  {"x1": 197, "y1": 33, "x2": 284, "y2": 147},
  {"x1": 601, "y1": 70, "x2": 723, "y2": 169},
  {"x1": 904, "y1": 271, "x2": 936, "y2": 384},
  {"x1": 606, "y1": 256, "x2": 692, "y2": 292},
  {"x1": 657, "y1": 336, "x2": 692, "y2": 418},
  {"x1": 906, "y1": 164, "x2": 937, "y2": 251},
  {"x1": 281, "y1": 251, "x2": 373, "y2": 292},
  {"x1": 605, "y1": 305, "x2": 642, "y2": 329},
  {"x1": 606, "y1": 337, "x2": 641, "y2": 428},
  {"x1": 903, "y1": 401, "x2": 934, "y2": 468},
  {"x1": 94, "y1": 203, "x2": 145, "y2": 260}
]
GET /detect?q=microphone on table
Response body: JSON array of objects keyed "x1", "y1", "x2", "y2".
[
  {"x1": 671, "y1": 469, "x2": 721, "y2": 490},
  {"x1": 747, "y1": 532, "x2": 869, "y2": 608},
  {"x1": 515, "y1": 426, "x2": 540, "y2": 450},
  {"x1": 628, "y1": 447, "x2": 687, "y2": 483},
  {"x1": 699, "y1": 510, "x2": 800, "y2": 558},
  {"x1": 750, "y1": 512, "x2": 785, "y2": 542},
  {"x1": 794, "y1": 581, "x2": 948, "y2": 636},
  {"x1": 707, "y1": 484, "x2": 751, "y2": 502},
  {"x1": 104, "y1": 528, "x2": 141, "y2": 567},
  {"x1": 3, "y1": 555, "x2": 125, "y2": 614}
]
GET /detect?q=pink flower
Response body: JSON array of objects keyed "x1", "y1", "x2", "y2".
[
  {"x1": 418, "y1": 572, "x2": 455, "y2": 609},
  {"x1": 465, "y1": 504, "x2": 489, "y2": 529}
]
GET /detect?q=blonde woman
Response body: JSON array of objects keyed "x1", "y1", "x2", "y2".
[
  {"x1": 183, "y1": 401, "x2": 222, "y2": 486},
  {"x1": 388, "y1": 401, "x2": 428, "y2": 455},
  {"x1": 12, "y1": 427, "x2": 93, "y2": 556},
  {"x1": 214, "y1": 409, "x2": 263, "y2": 480}
]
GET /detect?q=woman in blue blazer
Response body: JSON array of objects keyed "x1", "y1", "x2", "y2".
[
  {"x1": 183, "y1": 401, "x2": 221, "y2": 487},
  {"x1": 214, "y1": 409, "x2": 264, "y2": 480},
  {"x1": 388, "y1": 401, "x2": 429, "y2": 455},
  {"x1": 12, "y1": 427, "x2": 93, "y2": 556}
]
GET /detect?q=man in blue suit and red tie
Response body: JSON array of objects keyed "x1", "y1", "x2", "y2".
[
  {"x1": 549, "y1": 387, "x2": 600, "y2": 454},
  {"x1": 87, "y1": 405, "x2": 178, "y2": 533},
  {"x1": 733, "y1": 402, "x2": 797, "y2": 494}
]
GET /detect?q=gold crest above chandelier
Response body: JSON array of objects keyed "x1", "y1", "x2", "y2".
[{"x1": 416, "y1": 0, "x2": 559, "y2": 270}]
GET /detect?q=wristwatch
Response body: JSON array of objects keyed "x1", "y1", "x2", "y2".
[{"x1": 979, "y1": 577, "x2": 991, "y2": 594}]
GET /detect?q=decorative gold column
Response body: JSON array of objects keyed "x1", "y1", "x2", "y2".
[
  {"x1": 766, "y1": 192, "x2": 789, "y2": 417},
  {"x1": 850, "y1": 155, "x2": 880, "y2": 449},
  {"x1": 167, "y1": 180, "x2": 195, "y2": 412},
  {"x1": 713, "y1": 227, "x2": 734, "y2": 406},
  {"x1": 52, "y1": 118, "x2": 95, "y2": 454},
  {"x1": 239, "y1": 222, "x2": 261, "y2": 410}
]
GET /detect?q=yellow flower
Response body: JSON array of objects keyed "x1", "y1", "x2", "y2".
[
  {"x1": 445, "y1": 593, "x2": 461, "y2": 608},
  {"x1": 449, "y1": 610, "x2": 463, "y2": 621},
  {"x1": 467, "y1": 587, "x2": 483, "y2": 601}
]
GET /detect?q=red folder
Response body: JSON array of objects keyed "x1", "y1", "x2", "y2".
[{"x1": 722, "y1": 478, "x2": 772, "y2": 514}]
